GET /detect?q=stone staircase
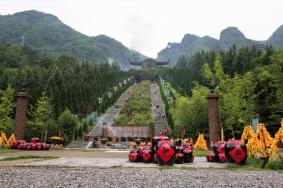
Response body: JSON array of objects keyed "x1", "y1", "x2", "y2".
[
  {"x1": 151, "y1": 82, "x2": 169, "y2": 134},
  {"x1": 66, "y1": 140, "x2": 91, "y2": 148},
  {"x1": 88, "y1": 86, "x2": 134, "y2": 139},
  {"x1": 89, "y1": 122, "x2": 103, "y2": 138},
  {"x1": 154, "y1": 119, "x2": 168, "y2": 133}
]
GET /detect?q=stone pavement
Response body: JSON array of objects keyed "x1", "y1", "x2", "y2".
[
  {"x1": 0, "y1": 150, "x2": 226, "y2": 169},
  {"x1": 7, "y1": 156, "x2": 226, "y2": 169}
]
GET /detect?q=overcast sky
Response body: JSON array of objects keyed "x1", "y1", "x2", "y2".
[{"x1": 0, "y1": 0, "x2": 282, "y2": 57}]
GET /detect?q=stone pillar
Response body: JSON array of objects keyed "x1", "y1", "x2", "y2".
[
  {"x1": 102, "y1": 127, "x2": 109, "y2": 138},
  {"x1": 14, "y1": 92, "x2": 30, "y2": 140},
  {"x1": 207, "y1": 93, "x2": 221, "y2": 145}
]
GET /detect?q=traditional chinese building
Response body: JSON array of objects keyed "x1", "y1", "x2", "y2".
[{"x1": 130, "y1": 58, "x2": 169, "y2": 69}]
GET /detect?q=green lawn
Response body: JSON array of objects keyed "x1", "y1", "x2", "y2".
[
  {"x1": 0, "y1": 148, "x2": 16, "y2": 154},
  {"x1": 113, "y1": 80, "x2": 152, "y2": 126},
  {"x1": 194, "y1": 149, "x2": 207, "y2": 157},
  {"x1": 226, "y1": 157, "x2": 283, "y2": 171},
  {"x1": 0, "y1": 155, "x2": 59, "y2": 161}
]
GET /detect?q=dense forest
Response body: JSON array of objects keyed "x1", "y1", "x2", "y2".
[
  {"x1": 0, "y1": 43, "x2": 132, "y2": 141},
  {"x1": 160, "y1": 45, "x2": 283, "y2": 139}
]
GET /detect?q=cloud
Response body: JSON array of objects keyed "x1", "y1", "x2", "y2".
[{"x1": 124, "y1": 16, "x2": 157, "y2": 57}]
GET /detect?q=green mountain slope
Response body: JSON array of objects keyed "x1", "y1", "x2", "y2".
[
  {"x1": 219, "y1": 27, "x2": 259, "y2": 49},
  {"x1": 157, "y1": 26, "x2": 282, "y2": 66},
  {"x1": 158, "y1": 34, "x2": 221, "y2": 63},
  {"x1": 266, "y1": 25, "x2": 283, "y2": 48},
  {"x1": 0, "y1": 10, "x2": 146, "y2": 68}
]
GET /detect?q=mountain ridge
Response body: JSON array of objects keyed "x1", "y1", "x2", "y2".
[
  {"x1": 1, "y1": 10, "x2": 283, "y2": 67},
  {"x1": 157, "y1": 25, "x2": 283, "y2": 65},
  {"x1": 0, "y1": 10, "x2": 146, "y2": 69}
]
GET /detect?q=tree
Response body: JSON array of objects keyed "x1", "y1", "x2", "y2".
[
  {"x1": 202, "y1": 63, "x2": 214, "y2": 82},
  {"x1": 77, "y1": 125, "x2": 83, "y2": 139},
  {"x1": 0, "y1": 85, "x2": 15, "y2": 135},
  {"x1": 28, "y1": 92, "x2": 53, "y2": 142},
  {"x1": 218, "y1": 73, "x2": 257, "y2": 138},
  {"x1": 201, "y1": 55, "x2": 225, "y2": 83},
  {"x1": 252, "y1": 49, "x2": 283, "y2": 121},
  {"x1": 82, "y1": 120, "x2": 89, "y2": 133},
  {"x1": 170, "y1": 86, "x2": 209, "y2": 138},
  {"x1": 270, "y1": 50, "x2": 283, "y2": 109},
  {"x1": 58, "y1": 109, "x2": 79, "y2": 143}
]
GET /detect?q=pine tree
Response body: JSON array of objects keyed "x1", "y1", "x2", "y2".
[{"x1": 0, "y1": 85, "x2": 15, "y2": 135}]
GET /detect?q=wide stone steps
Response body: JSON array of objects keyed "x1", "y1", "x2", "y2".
[
  {"x1": 66, "y1": 140, "x2": 90, "y2": 148},
  {"x1": 89, "y1": 125, "x2": 102, "y2": 138},
  {"x1": 151, "y1": 82, "x2": 168, "y2": 134},
  {"x1": 88, "y1": 86, "x2": 133, "y2": 140}
]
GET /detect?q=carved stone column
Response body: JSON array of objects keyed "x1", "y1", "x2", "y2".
[
  {"x1": 14, "y1": 92, "x2": 30, "y2": 140},
  {"x1": 207, "y1": 93, "x2": 221, "y2": 145}
]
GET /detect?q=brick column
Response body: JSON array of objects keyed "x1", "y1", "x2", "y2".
[
  {"x1": 14, "y1": 92, "x2": 30, "y2": 140},
  {"x1": 207, "y1": 93, "x2": 221, "y2": 145}
]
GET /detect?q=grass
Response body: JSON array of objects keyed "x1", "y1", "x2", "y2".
[
  {"x1": 159, "y1": 165, "x2": 195, "y2": 171},
  {"x1": 0, "y1": 155, "x2": 59, "y2": 161},
  {"x1": 80, "y1": 149, "x2": 107, "y2": 152},
  {"x1": 49, "y1": 147, "x2": 64, "y2": 150},
  {"x1": 0, "y1": 148, "x2": 16, "y2": 154},
  {"x1": 226, "y1": 157, "x2": 283, "y2": 171},
  {"x1": 265, "y1": 159, "x2": 283, "y2": 170},
  {"x1": 64, "y1": 148, "x2": 109, "y2": 152},
  {"x1": 113, "y1": 80, "x2": 152, "y2": 126},
  {"x1": 194, "y1": 149, "x2": 207, "y2": 157},
  {"x1": 158, "y1": 166, "x2": 177, "y2": 170}
]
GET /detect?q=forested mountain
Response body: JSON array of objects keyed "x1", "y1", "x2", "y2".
[
  {"x1": 0, "y1": 10, "x2": 146, "y2": 69},
  {"x1": 0, "y1": 43, "x2": 134, "y2": 141},
  {"x1": 157, "y1": 26, "x2": 283, "y2": 66},
  {"x1": 0, "y1": 43, "x2": 131, "y2": 117},
  {"x1": 159, "y1": 46, "x2": 283, "y2": 138}
]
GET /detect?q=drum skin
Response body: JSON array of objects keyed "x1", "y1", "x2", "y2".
[
  {"x1": 206, "y1": 141, "x2": 226, "y2": 162},
  {"x1": 128, "y1": 149, "x2": 141, "y2": 162},
  {"x1": 156, "y1": 140, "x2": 175, "y2": 166},
  {"x1": 141, "y1": 149, "x2": 152, "y2": 163},
  {"x1": 175, "y1": 152, "x2": 184, "y2": 164},
  {"x1": 224, "y1": 139, "x2": 247, "y2": 165},
  {"x1": 183, "y1": 148, "x2": 194, "y2": 163}
]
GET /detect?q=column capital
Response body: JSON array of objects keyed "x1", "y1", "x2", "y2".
[
  {"x1": 207, "y1": 92, "x2": 219, "y2": 99},
  {"x1": 15, "y1": 92, "x2": 31, "y2": 98}
]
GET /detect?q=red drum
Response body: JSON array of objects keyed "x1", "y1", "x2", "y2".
[{"x1": 225, "y1": 139, "x2": 247, "y2": 165}]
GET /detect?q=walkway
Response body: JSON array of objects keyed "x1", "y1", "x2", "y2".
[
  {"x1": 151, "y1": 82, "x2": 168, "y2": 134},
  {"x1": 30, "y1": 156, "x2": 225, "y2": 168}
]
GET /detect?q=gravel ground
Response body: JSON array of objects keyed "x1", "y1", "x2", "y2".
[{"x1": 0, "y1": 167, "x2": 282, "y2": 188}]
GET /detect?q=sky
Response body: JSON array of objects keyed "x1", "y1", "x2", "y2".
[{"x1": 0, "y1": 0, "x2": 282, "y2": 57}]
